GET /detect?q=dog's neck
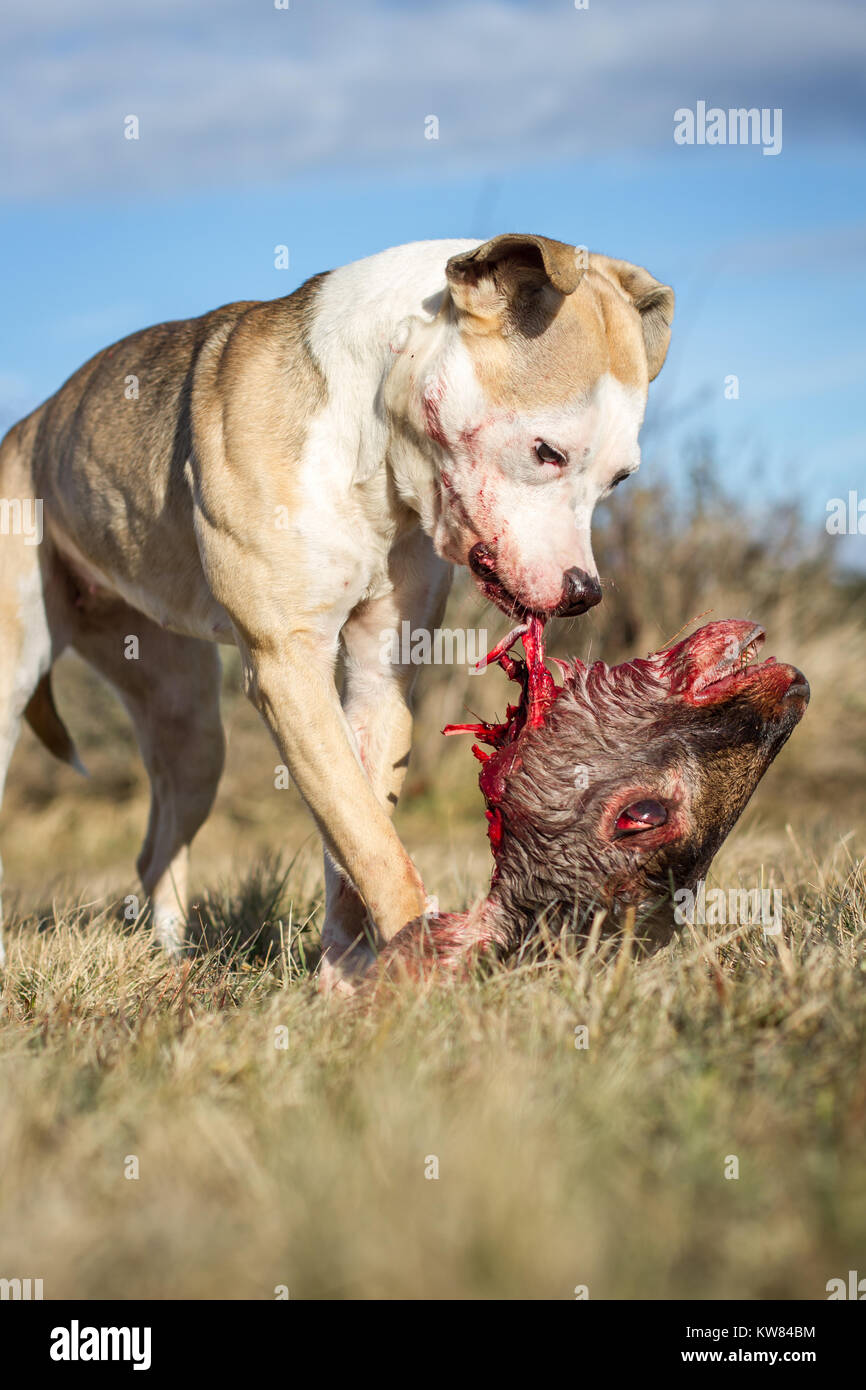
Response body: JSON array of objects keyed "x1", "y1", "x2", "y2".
[
  {"x1": 304, "y1": 243, "x2": 475, "y2": 534},
  {"x1": 381, "y1": 311, "x2": 456, "y2": 530}
]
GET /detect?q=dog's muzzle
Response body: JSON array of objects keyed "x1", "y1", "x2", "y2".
[{"x1": 468, "y1": 544, "x2": 602, "y2": 618}]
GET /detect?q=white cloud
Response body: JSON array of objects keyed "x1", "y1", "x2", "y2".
[{"x1": 0, "y1": 0, "x2": 864, "y2": 198}]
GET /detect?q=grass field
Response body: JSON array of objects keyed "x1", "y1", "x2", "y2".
[{"x1": 1, "y1": 470, "x2": 864, "y2": 1300}]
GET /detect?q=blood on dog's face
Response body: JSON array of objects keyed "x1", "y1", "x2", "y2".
[
  {"x1": 409, "y1": 236, "x2": 674, "y2": 618},
  {"x1": 422, "y1": 339, "x2": 644, "y2": 617}
]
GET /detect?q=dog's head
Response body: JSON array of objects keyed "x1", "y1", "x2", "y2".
[{"x1": 410, "y1": 234, "x2": 674, "y2": 617}]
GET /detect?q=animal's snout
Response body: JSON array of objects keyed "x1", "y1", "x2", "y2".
[{"x1": 559, "y1": 567, "x2": 602, "y2": 617}]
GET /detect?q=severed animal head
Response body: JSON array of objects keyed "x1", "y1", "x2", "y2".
[{"x1": 377, "y1": 617, "x2": 809, "y2": 977}]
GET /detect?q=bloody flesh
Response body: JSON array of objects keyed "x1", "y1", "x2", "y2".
[
  {"x1": 443, "y1": 615, "x2": 558, "y2": 857},
  {"x1": 443, "y1": 615, "x2": 557, "y2": 751}
]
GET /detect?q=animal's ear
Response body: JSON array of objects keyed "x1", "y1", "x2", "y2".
[
  {"x1": 589, "y1": 255, "x2": 675, "y2": 380},
  {"x1": 445, "y1": 234, "x2": 585, "y2": 325}
]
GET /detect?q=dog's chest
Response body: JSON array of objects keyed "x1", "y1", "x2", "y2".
[{"x1": 294, "y1": 463, "x2": 416, "y2": 627}]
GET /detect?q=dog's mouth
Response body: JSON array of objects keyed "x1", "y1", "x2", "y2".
[
  {"x1": 472, "y1": 570, "x2": 530, "y2": 619},
  {"x1": 467, "y1": 544, "x2": 539, "y2": 619},
  {"x1": 466, "y1": 542, "x2": 585, "y2": 620}
]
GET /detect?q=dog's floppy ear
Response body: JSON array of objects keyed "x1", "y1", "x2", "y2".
[
  {"x1": 445, "y1": 234, "x2": 585, "y2": 324},
  {"x1": 589, "y1": 255, "x2": 675, "y2": 381}
]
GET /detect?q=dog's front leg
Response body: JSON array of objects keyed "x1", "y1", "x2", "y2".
[
  {"x1": 241, "y1": 632, "x2": 428, "y2": 948},
  {"x1": 319, "y1": 662, "x2": 413, "y2": 990},
  {"x1": 319, "y1": 649, "x2": 416, "y2": 988},
  {"x1": 319, "y1": 538, "x2": 453, "y2": 991}
]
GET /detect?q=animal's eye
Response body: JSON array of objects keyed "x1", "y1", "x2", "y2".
[
  {"x1": 614, "y1": 799, "x2": 668, "y2": 836},
  {"x1": 534, "y1": 440, "x2": 566, "y2": 467}
]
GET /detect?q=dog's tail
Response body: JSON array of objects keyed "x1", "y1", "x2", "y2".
[{"x1": 24, "y1": 672, "x2": 87, "y2": 775}]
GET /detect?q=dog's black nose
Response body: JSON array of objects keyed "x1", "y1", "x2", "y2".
[{"x1": 559, "y1": 567, "x2": 602, "y2": 616}]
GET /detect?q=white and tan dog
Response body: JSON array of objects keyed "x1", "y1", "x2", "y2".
[{"x1": 0, "y1": 235, "x2": 673, "y2": 984}]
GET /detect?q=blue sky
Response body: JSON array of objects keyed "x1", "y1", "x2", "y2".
[{"x1": 2, "y1": 0, "x2": 864, "y2": 566}]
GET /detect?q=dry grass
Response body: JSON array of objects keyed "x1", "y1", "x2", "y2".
[
  {"x1": 1, "y1": 466, "x2": 864, "y2": 1299},
  {"x1": 0, "y1": 837, "x2": 864, "y2": 1299}
]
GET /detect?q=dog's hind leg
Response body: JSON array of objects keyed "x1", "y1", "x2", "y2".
[
  {"x1": 0, "y1": 421, "x2": 66, "y2": 965},
  {"x1": 68, "y1": 601, "x2": 225, "y2": 954}
]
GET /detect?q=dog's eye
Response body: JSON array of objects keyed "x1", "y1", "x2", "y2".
[
  {"x1": 614, "y1": 799, "x2": 668, "y2": 836},
  {"x1": 609, "y1": 469, "x2": 632, "y2": 489},
  {"x1": 534, "y1": 440, "x2": 566, "y2": 467}
]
